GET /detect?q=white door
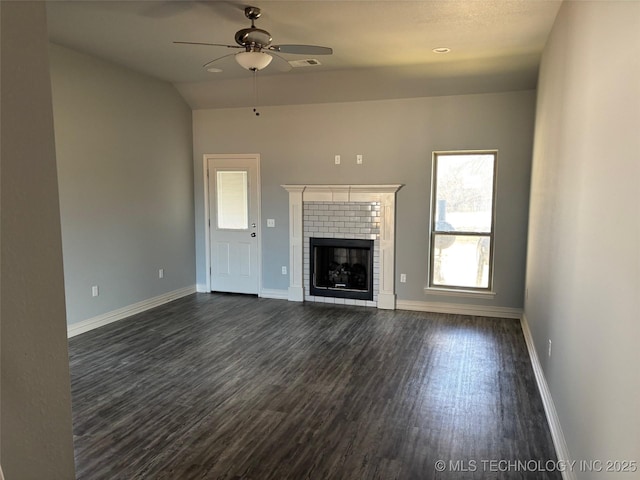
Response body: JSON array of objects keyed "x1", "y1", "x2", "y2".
[{"x1": 207, "y1": 155, "x2": 260, "y2": 294}]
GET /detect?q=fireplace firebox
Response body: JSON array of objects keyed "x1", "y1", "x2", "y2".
[{"x1": 309, "y1": 237, "x2": 374, "y2": 300}]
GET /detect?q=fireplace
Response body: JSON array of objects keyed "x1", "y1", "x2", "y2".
[
  {"x1": 282, "y1": 184, "x2": 402, "y2": 309},
  {"x1": 310, "y1": 238, "x2": 374, "y2": 300}
]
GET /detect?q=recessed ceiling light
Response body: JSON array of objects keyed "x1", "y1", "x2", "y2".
[
  {"x1": 432, "y1": 47, "x2": 451, "y2": 54},
  {"x1": 205, "y1": 66, "x2": 223, "y2": 73}
]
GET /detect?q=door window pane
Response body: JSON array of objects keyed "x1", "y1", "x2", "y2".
[{"x1": 216, "y1": 170, "x2": 248, "y2": 229}]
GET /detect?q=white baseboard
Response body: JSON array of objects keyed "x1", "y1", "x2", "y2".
[
  {"x1": 521, "y1": 313, "x2": 575, "y2": 480},
  {"x1": 67, "y1": 285, "x2": 196, "y2": 338},
  {"x1": 259, "y1": 288, "x2": 289, "y2": 300},
  {"x1": 196, "y1": 283, "x2": 208, "y2": 293},
  {"x1": 395, "y1": 299, "x2": 522, "y2": 319}
]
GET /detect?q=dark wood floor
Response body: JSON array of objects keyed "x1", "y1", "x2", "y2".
[{"x1": 69, "y1": 293, "x2": 559, "y2": 480}]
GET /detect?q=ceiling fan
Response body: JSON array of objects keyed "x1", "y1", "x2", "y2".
[{"x1": 174, "y1": 6, "x2": 333, "y2": 73}]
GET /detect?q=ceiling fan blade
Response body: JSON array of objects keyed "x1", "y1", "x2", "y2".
[
  {"x1": 203, "y1": 53, "x2": 237, "y2": 71},
  {"x1": 269, "y1": 45, "x2": 333, "y2": 55},
  {"x1": 174, "y1": 41, "x2": 241, "y2": 49},
  {"x1": 268, "y1": 53, "x2": 293, "y2": 73}
]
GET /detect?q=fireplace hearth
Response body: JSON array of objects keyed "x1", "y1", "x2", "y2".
[{"x1": 310, "y1": 238, "x2": 374, "y2": 300}]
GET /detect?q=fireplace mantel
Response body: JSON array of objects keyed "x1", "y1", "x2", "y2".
[{"x1": 282, "y1": 184, "x2": 402, "y2": 309}]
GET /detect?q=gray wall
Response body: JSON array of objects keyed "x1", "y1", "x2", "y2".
[
  {"x1": 193, "y1": 90, "x2": 536, "y2": 308},
  {"x1": 525, "y1": 0, "x2": 640, "y2": 472},
  {"x1": 49, "y1": 44, "x2": 196, "y2": 326},
  {"x1": 1, "y1": 2, "x2": 75, "y2": 478}
]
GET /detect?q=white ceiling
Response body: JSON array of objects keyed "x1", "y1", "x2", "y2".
[{"x1": 46, "y1": 0, "x2": 562, "y2": 108}]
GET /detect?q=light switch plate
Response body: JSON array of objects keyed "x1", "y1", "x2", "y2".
[{"x1": 267, "y1": 219, "x2": 275, "y2": 227}]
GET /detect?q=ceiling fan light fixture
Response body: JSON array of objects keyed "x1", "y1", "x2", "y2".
[{"x1": 235, "y1": 51, "x2": 273, "y2": 71}]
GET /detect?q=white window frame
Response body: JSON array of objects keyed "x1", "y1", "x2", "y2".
[{"x1": 427, "y1": 150, "x2": 498, "y2": 295}]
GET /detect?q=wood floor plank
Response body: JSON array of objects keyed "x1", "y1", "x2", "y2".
[{"x1": 69, "y1": 293, "x2": 560, "y2": 480}]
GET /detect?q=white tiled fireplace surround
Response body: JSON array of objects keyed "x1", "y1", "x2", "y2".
[
  {"x1": 305, "y1": 201, "x2": 380, "y2": 307},
  {"x1": 281, "y1": 185, "x2": 402, "y2": 310}
]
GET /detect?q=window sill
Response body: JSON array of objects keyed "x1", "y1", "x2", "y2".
[{"x1": 424, "y1": 287, "x2": 496, "y2": 299}]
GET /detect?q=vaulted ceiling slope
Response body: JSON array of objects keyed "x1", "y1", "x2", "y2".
[{"x1": 46, "y1": 0, "x2": 562, "y2": 109}]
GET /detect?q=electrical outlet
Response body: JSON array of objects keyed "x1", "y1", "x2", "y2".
[
  {"x1": 356, "y1": 154, "x2": 363, "y2": 164},
  {"x1": 400, "y1": 273, "x2": 407, "y2": 283},
  {"x1": 548, "y1": 339, "x2": 552, "y2": 357},
  {"x1": 334, "y1": 155, "x2": 341, "y2": 165},
  {"x1": 282, "y1": 266, "x2": 287, "y2": 275},
  {"x1": 159, "y1": 268, "x2": 164, "y2": 279},
  {"x1": 92, "y1": 285, "x2": 99, "y2": 297}
]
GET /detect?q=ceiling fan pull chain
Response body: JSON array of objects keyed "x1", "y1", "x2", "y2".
[{"x1": 253, "y1": 69, "x2": 260, "y2": 116}]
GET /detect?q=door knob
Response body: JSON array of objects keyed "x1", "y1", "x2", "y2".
[{"x1": 251, "y1": 233, "x2": 256, "y2": 237}]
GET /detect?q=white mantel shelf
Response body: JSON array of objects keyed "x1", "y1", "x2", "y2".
[
  {"x1": 282, "y1": 184, "x2": 403, "y2": 310},
  {"x1": 282, "y1": 184, "x2": 403, "y2": 201}
]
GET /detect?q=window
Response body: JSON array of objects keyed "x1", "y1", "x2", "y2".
[
  {"x1": 216, "y1": 170, "x2": 249, "y2": 229},
  {"x1": 429, "y1": 151, "x2": 497, "y2": 291}
]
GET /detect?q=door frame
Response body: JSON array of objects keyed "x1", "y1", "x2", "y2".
[{"x1": 203, "y1": 153, "x2": 262, "y2": 294}]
